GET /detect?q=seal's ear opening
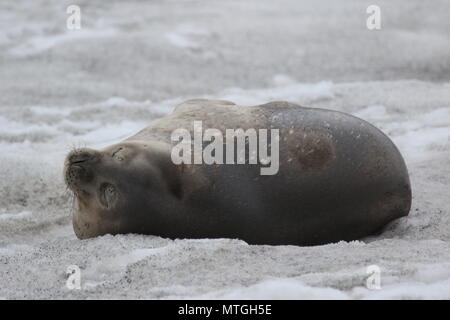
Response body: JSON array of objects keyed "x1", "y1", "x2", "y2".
[{"x1": 98, "y1": 183, "x2": 118, "y2": 209}]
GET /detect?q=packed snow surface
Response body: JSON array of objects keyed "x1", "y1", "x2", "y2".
[{"x1": 0, "y1": 0, "x2": 449, "y2": 299}]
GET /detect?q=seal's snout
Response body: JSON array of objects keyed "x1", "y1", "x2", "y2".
[
  {"x1": 66, "y1": 165, "x2": 89, "y2": 188},
  {"x1": 64, "y1": 148, "x2": 98, "y2": 191}
]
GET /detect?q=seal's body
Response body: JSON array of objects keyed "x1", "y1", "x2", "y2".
[{"x1": 64, "y1": 100, "x2": 411, "y2": 245}]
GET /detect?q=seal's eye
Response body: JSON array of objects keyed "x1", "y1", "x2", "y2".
[
  {"x1": 99, "y1": 183, "x2": 118, "y2": 209},
  {"x1": 112, "y1": 147, "x2": 124, "y2": 161}
]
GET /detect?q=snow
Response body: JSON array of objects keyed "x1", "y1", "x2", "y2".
[
  {"x1": 9, "y1": 28, "x2": 118, "y2": 57},
  {"x1": 165, "y1": 26, "x2": 210, "y2": 49},
  {"x1": 195, "y1": 278, "x2": 351, "y2": 300},
  {"x1": 0, "y1": 0, "x2": 449, "y2": 300},
  {"x1": 218, "y1": 81, "x2": 335, "y2": 106},
  {"x1": 0, "y1": 211, "x2": 32, "y2": 220}
]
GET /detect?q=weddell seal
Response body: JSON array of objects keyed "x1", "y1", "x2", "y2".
[{"x1": 64, "y1": 99, "x2": 411, "y2": 246}]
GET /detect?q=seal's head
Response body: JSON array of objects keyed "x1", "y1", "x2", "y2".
[{"x1": 64, "y1": 141, "x2": 181, "y2": 239}]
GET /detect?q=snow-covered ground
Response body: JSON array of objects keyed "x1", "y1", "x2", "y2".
[{"x1": 0, "y1": 0, "x2": 449, "y2": 299}]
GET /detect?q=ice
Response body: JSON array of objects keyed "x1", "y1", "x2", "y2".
[
  {"x1": 195, "y1": 278, "x2": 351, "y2": 300},
  {"x1": 217, "y1": 81, "x2": 334, "y2": 106},
  {"x1": 271, "y1": 75, "x2": 298, "y2": 87},
  {"x1": 9, "y1": 28, "x2": 117, "y2": 56},
  {"x1": 353, "y1": 105, "x2": 388, "y2": 121},
  {"x1": 0, "y1": 0, "x2": 449, "y2": 300},
  {"x1": 165, "y1": 26, "x2": 209, "y2": 49},
  {"x1": 0, "y1": 211, "x2": 32, "y2": 220},
  {"x1": 353, "y1": 279, "x2": 450, "y2": 300}
]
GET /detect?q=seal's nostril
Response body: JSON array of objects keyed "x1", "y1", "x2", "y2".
[
  {"x1": 71, "y1": 158, "x2": 89, "y2": 164},
  {"x1": 68, "y1": 148, "x2": 98, "y2": 165},
  {"x1": 70, "y1": 154, "x2": 92, "y2": 164}
]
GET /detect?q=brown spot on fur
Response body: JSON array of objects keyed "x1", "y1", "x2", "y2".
[{"x1": 296, "y1": 129, "x2": 335, "y2": 171}]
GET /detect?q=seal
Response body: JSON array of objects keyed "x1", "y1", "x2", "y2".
[{"x1": 64, "y1": 99, "x2": 411, "y2": 245}]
